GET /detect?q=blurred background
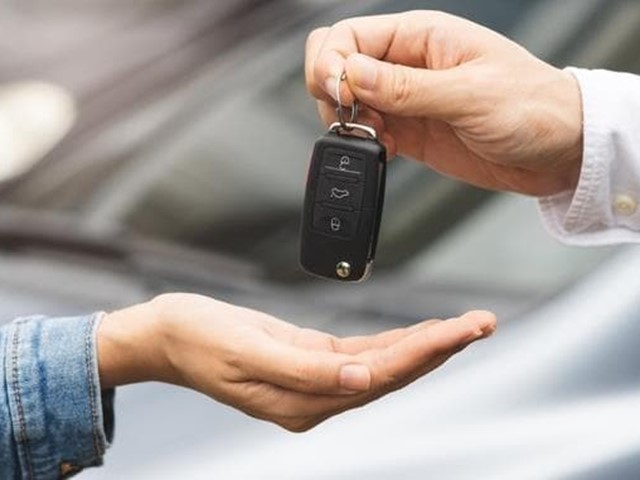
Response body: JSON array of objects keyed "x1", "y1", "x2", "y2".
[{"x1": 2, "y1": 0, "x2": 640, "y2": 478}]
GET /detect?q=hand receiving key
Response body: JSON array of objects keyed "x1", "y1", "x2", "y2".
[{"x1": 98, "y1": 293, "x2": 496, "y2": 432}]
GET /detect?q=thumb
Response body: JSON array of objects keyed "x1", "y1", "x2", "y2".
[
  {"x1": 345, "y1": 53, "x2": 466, "y2": 120},
  {"x1": 244, "y1": 341, "x2": 372, "y2": 395}
]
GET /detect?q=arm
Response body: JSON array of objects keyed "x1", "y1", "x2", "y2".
[
  {"x1": 1, "y1": 294, "x2": 495, "y2": 478},
  {"x1": 305, "y1": 11, "x2": 640, "y2": 244},
  {"x1": 539, "y1": 68, "x2": 640, "y2": 245},
  {"x1": 0, "y1": 314, "x2": 113, "y2": 479}
]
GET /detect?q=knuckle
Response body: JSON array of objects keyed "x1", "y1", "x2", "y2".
[
  {"x1": 220, "y1": 333, "x2": 255, "y2": 375},
  {"x1": 390, "y1": 68, "x2": 414, "y2": 107},
  {"x1": 148, "y1": 292, "x2": 179, "y2": 315},
  {"x1": 306, "y1": 27, "x2": 328, "y2": 46},
  {"x1": 423, "y1": 10, "x2": 449, "y2": 24},
  {"x1": 326, "y1": 334, "x2": 341, "y2": 353},
  {"x1": 289, "y1": 363, "x2": 315, "y2": 390},
  {"x1": 306, "y1": 28, "x2": 331, "y2": 95},
  {"x1": 332, "y1": 19, "x2": 351, "y2": 32},
  {"x1": 221, "y1": 350, "x2": 246, "y2": 380},
  {"x1": 313, "y1": 52, "x2": 333, "y2": 81},
  {"x1": 304, "y1": 73, "x2": 317, "y2": 96}
]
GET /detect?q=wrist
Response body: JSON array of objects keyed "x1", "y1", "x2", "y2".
[
  {"x1": 556, "y1": 69, "x2": 584, "y2": 192},
  {"x1": 97, "y1": 300, "x2": 167, "y2": 390}
]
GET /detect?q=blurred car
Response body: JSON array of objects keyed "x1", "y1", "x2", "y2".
[{"x1": 1, "y1": 0, "x2": 640, "y2": 478}]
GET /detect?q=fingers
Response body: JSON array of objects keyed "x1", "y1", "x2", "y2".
[
  {"x1": 305, "y1": 27, "x2": 331, "y2": 102},
  {"x1": 240, "y1": 339, "x2": 372, "y2": 395},
  {"x1": 308, "y1": 14, "x2": 406, "y2": 105},
  {"x1": 336, "y1": 319, "x2": 441, "y2": 355},
  {"x1": 235, "y1": 311, "x2": 496, "y2": 432},
  {"x1": 365, "y1": 310, "x2": 496, "y2": 390},
  {"x1": 243, "y1": 311, "x2": 494, "y2": 398},
  {"x1": 345, "y1": 53, "x2": 467, "y2": 121},
  {"x1": 306, "y1": 11, "x2": 504, "y2": 121},
  {"x1": 240, "y1": 311, "x2": 496, "y2": 431}
]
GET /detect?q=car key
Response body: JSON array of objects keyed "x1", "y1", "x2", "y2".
[{"x1": 300, "y1": 75, "x2": 387, "y2": 282}]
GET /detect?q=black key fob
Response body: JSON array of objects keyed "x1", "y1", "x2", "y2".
[{"x1": 300, "y1": 122, "x2": 386, "y2": 282}]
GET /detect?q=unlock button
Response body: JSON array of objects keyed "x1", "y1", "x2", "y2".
[{"x1": 312, "y1": 206, "x2": 359, "y2": 238}]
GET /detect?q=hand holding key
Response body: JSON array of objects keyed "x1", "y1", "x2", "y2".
[{"x1": 306, "y1": 11, "x2": 584, "y2": 197}]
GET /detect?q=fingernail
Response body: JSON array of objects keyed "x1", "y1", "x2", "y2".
[
  {"x1": 467, "y1": 311, "x2": 498, "y2": 338},
  {"x1": 349, "y1": 54, "x2": 378, "y2": 90},
  {"x1": 324, "y1": 77, "x2": 338, "y2": 101},
  {"x1": 466, "y1": 325, "x2": 496, "y2": 347},
  {"x1": 481, "y1": 324, "x2": 497, "y2": 339},
  {"x1": 340, "y1": 364, "x2": 371, "y2": 392}
]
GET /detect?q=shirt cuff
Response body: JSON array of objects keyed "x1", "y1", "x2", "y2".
[
  {"x1": 538, "y1": 67, "x2": 640, "y2": 245},
  {"x1": 5, "y1": 313, "x2": 114, "y2": 479}
]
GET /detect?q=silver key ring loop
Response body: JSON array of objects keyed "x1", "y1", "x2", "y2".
[
  {"x1": 335, "y1": 72, "x2": 359, "y2": 129},
  {"x1": 329, "y1": 122, "x2": 377, "y2": 140}
]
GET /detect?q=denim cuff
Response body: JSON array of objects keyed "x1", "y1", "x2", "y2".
[{"x1": 4, "y1": 313, "x2": 114, "y2": 479}]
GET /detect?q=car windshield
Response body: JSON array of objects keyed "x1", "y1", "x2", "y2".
[{"x1": 0, "y1": 0, "x2": 625, "y2": 308}]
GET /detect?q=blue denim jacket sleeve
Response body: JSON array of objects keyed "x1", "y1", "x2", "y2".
[{"x1": 0, "y1": 313, "x2": 115, "y2": 479}]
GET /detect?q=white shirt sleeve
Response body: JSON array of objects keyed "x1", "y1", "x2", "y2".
[{"x1": 538, "y1": 67, "x2": 640, "y2": 246}]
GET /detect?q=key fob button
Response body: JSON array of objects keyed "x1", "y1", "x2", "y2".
[
  {"x1": 321, "y1": 150, "x2": 365, "y2": 179},
  {"x1": 312, "y1": 206, "x2": 359, "y2": 238},
  {"x1": 316, "y1": 175, "x2": 364, "y2": 210}
]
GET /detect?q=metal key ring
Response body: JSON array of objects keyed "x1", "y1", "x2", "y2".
[{"x1": 335, "y1": 72, "x2": 359, "y2": 130}]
